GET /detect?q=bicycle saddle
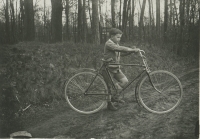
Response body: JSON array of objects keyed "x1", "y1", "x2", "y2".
[{"x1": 101, "y1": 58, "x2": 113, "y2": 63}]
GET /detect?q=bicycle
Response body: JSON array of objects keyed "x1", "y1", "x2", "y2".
[{"x1": 64, "y1": 50, "x2": 183, "y2": 114}]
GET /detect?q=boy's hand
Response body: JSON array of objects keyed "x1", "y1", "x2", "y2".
[{"x1": 131, "y1": 48, "x2": 140, "y2": 53}]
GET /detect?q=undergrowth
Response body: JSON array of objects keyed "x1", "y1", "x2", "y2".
[{"x1": 0, "y1": 41, "x2": 198, "y2": 105}]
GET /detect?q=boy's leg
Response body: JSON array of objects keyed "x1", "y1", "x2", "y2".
[
  {"x1": 101, "y1": 69, "x2": 118, "y2": 111},
  {"x1": 114, "y1": 69, "x2": 129, "y2": 89},
  {"x1": 112, "y1": 69, "x2": 128, "y2": 102},
  {"x1": 101, "y1": 69, "x2": 112, "y2": 96}
]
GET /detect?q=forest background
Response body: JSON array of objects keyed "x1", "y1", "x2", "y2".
[
  {"x1": 0, "y1": 0, "x2": 199, "y2": 56},
  {"x1": 0, "y1": 0, "x2": 199, "y2": 138}
]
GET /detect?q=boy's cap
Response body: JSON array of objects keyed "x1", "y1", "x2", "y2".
[{"x1": 109, "y1": 28, "x2": 123, "y2": 36}]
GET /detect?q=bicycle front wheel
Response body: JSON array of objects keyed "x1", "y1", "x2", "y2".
[
  {"x1": 65, "y1": 71, "x2": 108, "y2": 114},
  {"x1": 138, "y1": 70, "x2": 183, "y2": 114}
]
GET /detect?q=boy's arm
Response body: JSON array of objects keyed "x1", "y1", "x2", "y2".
[
  {"x1": 121, "y1": 52, "x2": 132, "y2": 57},
  {"x1": 121, "y1": 45, "x2": 137, "y2": 57},
  {"x1": 106, "y1": 41, "x2": 137, "y2": 52}
]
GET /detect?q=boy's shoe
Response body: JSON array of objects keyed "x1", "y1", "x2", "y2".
[
  {"x1": 107, "y1": 102, "x2": 118, "y2": 111},
  {"x1": 111, "y1": 97, "x2": 125, "y2": 103}
]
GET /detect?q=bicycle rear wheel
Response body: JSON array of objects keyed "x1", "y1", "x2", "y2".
[
  {"x1": 65, "y1": 71, "x2": 108, "y2": 114},
  {"x1": 138, "y1": 70, "x2": 183, "y2": 114}
]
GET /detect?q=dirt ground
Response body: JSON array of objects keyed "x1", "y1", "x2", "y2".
[{"x1": 18, "y1": 67, "x2": 199, "y2": 139}]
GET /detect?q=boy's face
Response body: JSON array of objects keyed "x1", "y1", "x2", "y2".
[{"x1": 111, "y1": 34, "x2": 122, "y2": 43}]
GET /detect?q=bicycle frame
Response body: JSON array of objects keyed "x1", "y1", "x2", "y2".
[{"x1": 84, "y1": 51, "x2": 157, "y2": 97}]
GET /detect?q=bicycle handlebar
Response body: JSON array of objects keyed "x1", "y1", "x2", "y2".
[
  {"x1": 138, "y1": 49, "x2": 146, "y2": 59},
  {"x1": 139, "y1": 50, "x2": 145, "y2": 55}
]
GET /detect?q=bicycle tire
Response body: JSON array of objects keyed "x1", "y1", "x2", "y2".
[
  {"x1": 65, "y1": 71, "x2": 108, "y2": 114},
  {"x1": 138, "y1": 70, "x2": 183, "y2": 114}
]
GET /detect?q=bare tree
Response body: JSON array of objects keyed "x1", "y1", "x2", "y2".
[
  {"x1": 24, "y1": 0, "x2": 35, "y2": 41},
  {"x1": 92, "y1": 0, "x2": 100, "y2": 45},
  {"x1": 82, "y1": 0, "x2": 87, "y2": 43},
  {"x1": 148, "y1": 0, "x2": 152, "y2": 43},
  {"x1": 77, "y1": 0, "x2": 82, "y2": 42},
  {"x1": 139, "y1": 0, "x2": 146, "y2": 40},
  {"x1": 65, "y1": 0, "x2": 70, "y2": 41},
  {"x1": 169, "y1": 0, "x2": 173, "y2": 26},
  {"x1": 164, "y1": 0, "x2": 168, "y2": 42},
  {"x1": 111, "y1": 0, "x2": 116, "y2": 27},
  {"x1": 51, "y1": 0, "x2": 63, "y2": 42},
  {"x1": 156, "y1": 0, "x2": 160, "y2": 41},
  {"x1": 122, "y1": 0, "x2": 131, "y2": 40},
  {"x1": 129, "y1": 0, "x2": 135, "y2": 39},
  {"x1": 119, "y1": 0, "x2": 122, "y2": 29},
  {"x1": 5, "y1": 0, "x2": 10, "y2": 43},
  {"x1": 43, "y1": 0, "x2": 46, "y2": 41},
  {"x1": 177, "y1": 0, "x2": 185, "y2": 55}
]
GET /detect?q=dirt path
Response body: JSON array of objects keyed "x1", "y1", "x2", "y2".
[{"x1": 21, "y1": 68, "x2": 199, "y2": 139}]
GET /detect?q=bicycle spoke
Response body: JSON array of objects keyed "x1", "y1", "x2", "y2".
[
  {"x1": 71, "y1": 79, "x2": 85, "y2": 92},
  {"x1": 65, "y1": 72, "x2": 107, "y2": 114},
  {"x1": 161, "y1": 82, "x2": 179, "y2": 93},
  {"x1": 152, "y1": 73, "x2": 161, "y2": 91},
  {"x1": 138, "y1": 70, "x2": 183, "y2": 114},
  {"x1": 141, "y1": 81, "x2": 153, "y2": 91},
  {"x1": 140, "y1": 93, "x2": 161, "y2": 101}
]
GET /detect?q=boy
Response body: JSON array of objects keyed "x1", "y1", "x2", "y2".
[{"x1": 102, "y1": 28, "x2": 140, "y2": 111}]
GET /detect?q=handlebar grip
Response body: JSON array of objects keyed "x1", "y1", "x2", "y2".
[
  {"x1": 138, "y1": 50, "x2": 145, "y2": 57},
  {"x1": 139, "y1": 50, "x2": 145, "y2": 54}
]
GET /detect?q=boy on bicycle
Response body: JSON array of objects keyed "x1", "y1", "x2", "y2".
[{"x1": 102, "y1": 28, "x2": 140, "y2": 111}]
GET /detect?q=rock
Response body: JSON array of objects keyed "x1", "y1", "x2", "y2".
[
  {"x1": 10, "y1": 131, "x2": 32, "y2": 138},
  {"x1": 120, "y1": 130, "x2": 131, "y2": 138}
]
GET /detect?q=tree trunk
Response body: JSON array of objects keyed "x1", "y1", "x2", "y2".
[
  {"x1": 156, "y1": 0, "x2": 160, "y2": 42},
  {"x1": 169, "y1": 0, "x2": 172, "y2": 26},
  {"x1": 15, "y1": 0, "x2": 18, "y2": 41},
  {"x1": 24, "y1": 0, "x2": 35, "y2": 41},
  {"x1": 122, "y1": 0, "x2": 128, "y2": 33},
  {"x1": 148, "y1": 0, "x2": 152, "y2": 43},
  {"x1": 92, "y1": 0, "x2": 100, "y2": 45},
  {"x1": 164, "y1": 0, "x2": 168, "y2": 42},
  {"x1": 173, "y1": 0, "x2": 179, "y2": 25},
  {"x1": 74, "y1": 2, "x2": 77, "y2": 43},
  {"x1": 99, "y1": 1, "x2": 103, "y2": 43},
  {"x1": 151, "y1": 0, "x2": 154, "y2": 26},
  {"x1": 19, "y1": 0, "x2": 25, "y2": 41},
  {"x1": 51, "y1": 0, "x2": 62, "y2": 43},
  {"x1": 10, "y1": 0, "x2": 16, "y2": 43},
  {"x1": 139, "y1": 0, "x2": 146, "y2": 40},
  {"x1": 65, "y1": 0, "x2": 70, "y2": 41},
  {"x1": 129, "y1": 0, "x2": 134, "y2": 39},
  {"x1": 24, "y1": 0, "x2": 34, "y2": 40},
  {"x1": 148, "y1": 0, "x2": 151, "y2": 27},
  {"x1": 77, "y1": 0, "x2": 82, "y2": 42},
  {"x1": 199, "y1": 3, "x2": 200, "y2": 50},
  {"x1": 5, "y1": 0, "x2": 10, "y2": 43},
  {"x1": 88, "y1": 0, "x2": 92, "y2": 29},
  {"x1": 111, "y1": 0, "x2": 116, "y2": 27},
  {"x1": 122, "y1": 0, "x2": 130, "y2": 40},
  {"x1": 127, "y1": 0, "x2": 131, "y2": 40},
  {"x1": 177, "y1": 0, "x2": 185, "y2": 55},
  {"x1": 82, "y1": 0, "x2": 87, "y2": 43},
  {"x1": 44, "y1": 0, "x2": 46, "y2": 41},
  {"x1": 119, "y1": 0, "x2": 122, "y2": 29}
]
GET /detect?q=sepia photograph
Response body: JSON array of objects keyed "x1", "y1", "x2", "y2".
[{"x1": 0, "y1": 0, "x2": 199, "y2": 138}]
